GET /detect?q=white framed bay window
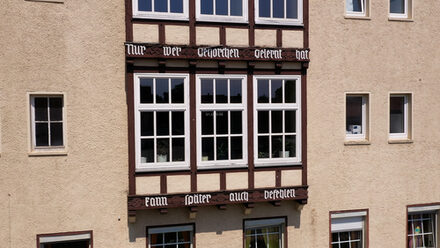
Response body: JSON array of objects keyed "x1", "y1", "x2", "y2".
[
  {"x1": 254, "y1": 75, "x2": 301, "y2": 166},
  {"x1": 255, "y1": 0, "x2": 303, "y2": 26},
  {"x1": 197, "y1": 0, "x2": 248, "y2": 23},
  {"x1": 134, "y1": 73, "x2": 190, "y2": 171},
  {"x1": 133, "y1": 0, "x2": 189, "y2": 20},
  {"x1": 196, "y1": 74, "x2": 248, "y2": 169}
]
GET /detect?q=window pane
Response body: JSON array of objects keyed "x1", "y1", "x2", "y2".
[
  {"x1": 156, "y1": 112, "x2": 170, "y2": 136},
  {"x1": 202, "y1": 137, "x2": 214, "y2": 161},
  {"x1": 258, "y1": 79, "x2": 270, "y2": 103},
  {"x1": 216, "y1": 137, "x2": 228, "y2": 160},
  {"x1": 154, "y1": 0, "x2": 168, "y2": 12},
  {"x1": 424, "y1": 234, "x2": 435, "y2": 247},
  {"x1": 172, "y1": 138, "x2": 185, "y2": 161},
  {"x1": 347, "y1": 0, "x2": 363, "y2": 12},
  {"x1": 273, "y1": 0, "x2": 285, "y2": 18},
  {"x1": 258, "y1": 136, "x2": 269, "y2": 158},
  {"x1": 230, "y1": 79, "x2": 242, "y2": 103},
  {"x1": 165, "y1": 245, "x2": 177, "y2": 248},
  {"x1": 258, "y1": 111, "x2": 269, "y2": 134},
  {"x1": 230, "y1": 111, "x2": 242, "y2": 134},
  {"x1": 49, "y1": 97, "x2": 63, "y2": 121},
  {"x1": 164, "y1": 232, "x2": 177, "y2": 244},
  {"x1": 141, "y1": 139, "x2": 154, "y2": 163},
  {"x1": 201, "y1": 79, "x2": 213, "y2": 103},
  {"x1": 285, "y1": 80, "x2": 296, "y2": 103},
  {"x1": 350, "y1": 231, "x2": 361, "y2": 240},
  {"x1": 285, "y1": 110, "x2": 296, "y2": 133},
  {"x1": 390, "y1": 0, "x2": 405, "y2": 14},
  {"x1": 50, "y1": 123, "x2": 63, "y2": 146},
  {"x1": 141, "y1": 112, "x2": 154, "y2": 136},
  {"x1": 390, "y1": 96, "x2": 405, "y2": 133},
  {"x1": 171, "y1": 78, "x2": 184, "y2": 103},
  {"x1": 202, "y1": 111, "x2": 214, "y2": 135},
  {"x1": 139, "y1": 0, "x2": 152, "y2": 11},
  {"x1": 332, "y1": 245, "x2": 339, "y2": 248},
  {"x1": 340, "y1": 243, "x2": 349, "y2": 248},
  {"x1": 178, "y1": 231, "x2": 191, "y2": 242},
  {"x1": 339, "y1": 232, "x2": 349, "y2": 241},
  {"x1": 422, "y1": 216, "x2": 433, "y2": 233},
  {"x1": 201, "y1": 0, "x2": 214, "y2": 14},
  {"x1": 271, "y1": 80, "x2": 283, "y2": 103},
  {"x1": 150, "y1": 233, "x2": 163, "y2": 245},
  {"x1": 35, "y1": 123, "x2": 49, "y2": 146},
  {"x1": 157, "y1": 138, "x2": 170, "y2": 162},
  {"x1": 216, "y1": 0, "x2": 228, "y2": 15},
  {"x1": 271, "y1": 111, "x2": 283, "y2": 133},
  {"x1": 346, "y1": 96, "x2": 363, "y2": 134},
  {"x1": 172, "y1": 112, "x2": 185, "y2": 135},
  {"x1": 272, "y1": 136, "x2": 283, "y2": 158},
  {"x1": 286, "y1": 0, "x2": 298, "y2": 18},
  {"x1": 351, "y1": 241, "x2": 362, "y2": 248},
  {"x1": 156, "y1": 78, "x2": 169, "y2": 103},
  {"x1": 216, "y1": 111, "x2": 228, "y2": 134},
  {"x1": 285, "y1": 135, "x2": 295, "y2": 157},
  {"x1": 216, "y1": 79, "x2": 228, "y2": 103},
  {"x1": 170, "y1": 0, "x2": 183, "y2": 13},
  {"x1": 140, "y1": 78, "x2": 154, "y2": 103},
  {"x1": 231, "y1": 137, "x2": 242, "y2": 159},
  {"x1": 268, "y1": 233, "x2": 280, "y2": 248},
  {"x1": 259, "y1": 0, "x2": 271, "y2": 17},
  {"x1": 35, "y1": 97, "x2": 48, "y2": 121},
  {"x1": 331, "y1": 233, "x2": 338, "y2": 243},
  {"x1": 49, "y1": 241, "x2": 90, "y2": 248},
  {"x1": 230, "y1": 0, "x2": 243, "y2": 16}
]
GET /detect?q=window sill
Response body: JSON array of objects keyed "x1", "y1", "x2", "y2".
[
  {"x1": 136, "y1": 166, "x2": 191, "y2": 172},
  {"x1": 25, "y1": 0, "x2": 64, "y2": 3},
  {"x1": 388, "y1": 139, "x2": 413, "y2": 144},
  {"x1": 254, "y1": 162, "x2": 302, "y2": 167},
  {"x1": 344, "y1": 15, "x2": 371, "y2": 20},
  {"x1": 344, "y1": 140, "x2": 371, "y2": 146},
  {"x1": 388, "y1": 17, "x2": 414, "y2": 22},
  {"x1": 28, "y1": 150, "x2": 68, "y2": 157}
]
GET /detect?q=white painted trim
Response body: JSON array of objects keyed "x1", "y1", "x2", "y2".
[
  {"x1": 345, "y1": 93, "x2": 368, "y2": 141},
  {"x1": 149, "y1": 225, "x2": 193, "y2": 234},
  {"x1": 331, "y1": 211, "x2": 367, "y2": 219},
  {"x1": 196, "y1": 74, "x2": 248, "y2": 168},
  {"x1": 345, "y1": 0, "x2": 367, "y2": 17},
  {"x1": 134, "y1": 73, "x2": 190, "y2": 171},
  {"x1": 253, "y1": 75, "x2": 302, "y2": 167},
  {"x1": 196, "y1": 0, "x2": 248, "y2": 23},
  {"x1": 389, "y1": 94, "x2": 409, "y2": 140},
  {"x1": 408, "y1": 205, "x2": 440, "y2": 213},
  {"x1": 245, "y1": 218, "x2": 285, "y2": 229},
  {"x1": 389, "y1": 0, "x2": 409, "y2": 18},
  {"x1": 254, "y1": 0, "x2": 303, "y2": 26},
  {"x1": 133, "y1": 0, "x2": 189, "y2": 20},
  {"x1": 331, "y1": 216, "x2": 364, "y2": 233},
  {"x1": 40, "y1": 233, "x2": 91, "y2": 244}
]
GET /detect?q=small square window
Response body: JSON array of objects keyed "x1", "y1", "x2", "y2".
[
  {"x1": 134, "y1": 0, "x2": 189, "y2": 20},
  {"x1": 407, "y1": 205, "x2": 440, "y2": 248},
  {"x1": 389, "y1": 94, "x2": 411, "y2": 140},
  {"x1": 37, "y1": 231, "x2": 92, "y2": 248},
  {"x1": 30, "y1": 95, "x2": 65, "y2": 150},
  {"x1": 345, "y1": 94, "x2": 369, "y2": 141},
  {"x1": 389, "y1": 0, "x2": 412, "y2": 19},
  {"x1": 331, "y1": 211, "x2": 367, "y2": 248},
  {"x1": 148, "y1": 225, "x2": 194, "y2": 248},
  {"x1": 197, "y1": 0, "x2": 248, "y2": 23},
  {"x1": 346, "y1": 0, "x2": 369, "y2": 17},
  {"x1": 255, "y1": 0, "x2": 303, "y2": 26},
  {"x1": 244, "y1": 218, "x2": 285, "y2": 248}
]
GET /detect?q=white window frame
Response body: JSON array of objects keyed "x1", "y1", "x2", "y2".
[
  {"x1": 345, "y1": 0, "x2": 367, "y2": 17},
  {"x1": 134, "y1": 73, "x2": 190, "y2": 172},
  {"x1": 389, "y1": 0, "x2": 409, "y2": 19},
  {"x1": 254, "y1": 0, "x2": 303, "y2": 26},
  {"x1": 389, "y1": 94, "x2": 410, "y2": 140},
  {"x1": 345, "y1": 94, "x2": 368, "y2": 141},
  {"x1": 407, "y1": 206, "x2": 439, "y2": 248},
  {"x1": 331, "y1": 211, "x2": 367, "y2": 248},
  {"x1": 38, "y1": 232, "x2": 92, "y2": 248},
  {"x1": 244, "y1": 218, "x2": 286, "y2": 248},
  {"x1": 253, "y1": 75, "x2": 301, "y2": 167},
  {"x1": 196, "y1": 74, "x2": 248, "y2": 169},
  {"x1": 30, "y1": 94, "x2": 66, "y2": 151},
  {"x1": 148, "y1": 225, "x2": 194, "y2": 248},
  {"x1": 196, "y1": 0, "x2": 248, "y2": 23},
  {"x1": 133, "y1": 0, "x2": 189, "y2": 21}
]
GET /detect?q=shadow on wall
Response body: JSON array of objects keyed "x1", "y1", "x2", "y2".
[{"x1": 128, "y1": 201, "x2": 302, "y2": 242}]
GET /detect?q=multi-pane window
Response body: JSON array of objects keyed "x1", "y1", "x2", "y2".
[
  {"x1": 389, "y1": 0, "x2": 410, "y2": 18},
  {"x1": 197, "y1": 0, "x2": 248, "y2": 22},
  {"x1": 134, "y1": 0, "x2": 189, "y2": 20},
  {"x1": 38, "y1": 231, "x2": 92, "y2": 248},
  {"x1": 254, "y1": 76, "x2": 301, "y2": 166},
  {"x1": 135, "y1": 74, "x2": 189, "y2": 171},
  {"x1": 389, "y1": 94, "x2": 410, "y2": 140},
  {"x1": 255, "y1": 0, "x2": 303, "y2": 25},
  {"x1": 346, "y1": 0, "x2": 368, "y2": 17},
  {"x1": 244, "y1": 218, "x2": 285, "y2": 248},
  {"x1": 197, "y1": 75, "x2": 247, "y2": 168},
  {"x1": 408, "y1": 212, "x2": 437, "y2": 248},
  {"x1": 30, "y1": 96, "x2": 64, "y2": 149},
  {"x1": 346, "y1": 94, "x2": 368, "y2": 141},
  {"x1": 148, "y1": 225, "x2": 193, "y2": 248},
  {"x1": 331, "y1": 211, "x2": 367, "y2": 248}
]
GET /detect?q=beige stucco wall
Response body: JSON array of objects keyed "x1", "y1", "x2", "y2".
[
  {"x1": 0, "y1": 0, "x2": 128, "y2": 247},
  {"x1": 165, "y1": 25, "x2": 189, "y2": 45},
  {"x1": 196, "y1": 27, "x2": 220, "y2": 46},
  {"x1": 133, "y1": 24, "x2": 159, "y2": 43},
  {"x1": 255, "y1": 29, "x2": 277, "y2": 47}
]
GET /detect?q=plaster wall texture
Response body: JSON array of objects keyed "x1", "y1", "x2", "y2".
[
  {"x1": 133, "y1": 24, "x2": 159, "y2": 43},
  {"x1": 0, "y1": 0, "x2": 128, "y2": 247},
  {"x1": 300, "y1": 0, "x2": 440, "y2": 247},
  {"x1": 165, "y1": 25, "x2": 190, "y2": 45},
  {"x1": 196, "y1": 27, "x2": 220, "y2": 46}
]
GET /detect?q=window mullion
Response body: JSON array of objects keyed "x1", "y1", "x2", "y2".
[
  {"x1": 47, "y1": 97, "x2": 52, "y2": 146},
  {"x1": 153, "y1": 111, "x2": 157, "y2": 163},
  {"x1": 228, "y1": 111, "x2": 231, "y2": 160},
  {"x1": 269, "y1": 110, "x2": 272, "y2": 158},
  {"x1": 169, "y1": 111, "x2": 173, "y2": 162},
  {"x1": 213, "y1": 110, "x2": 217, "y2": 161},
  {"x1": 270, "y1": 0, "x2": 273, "y2": 18}
]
